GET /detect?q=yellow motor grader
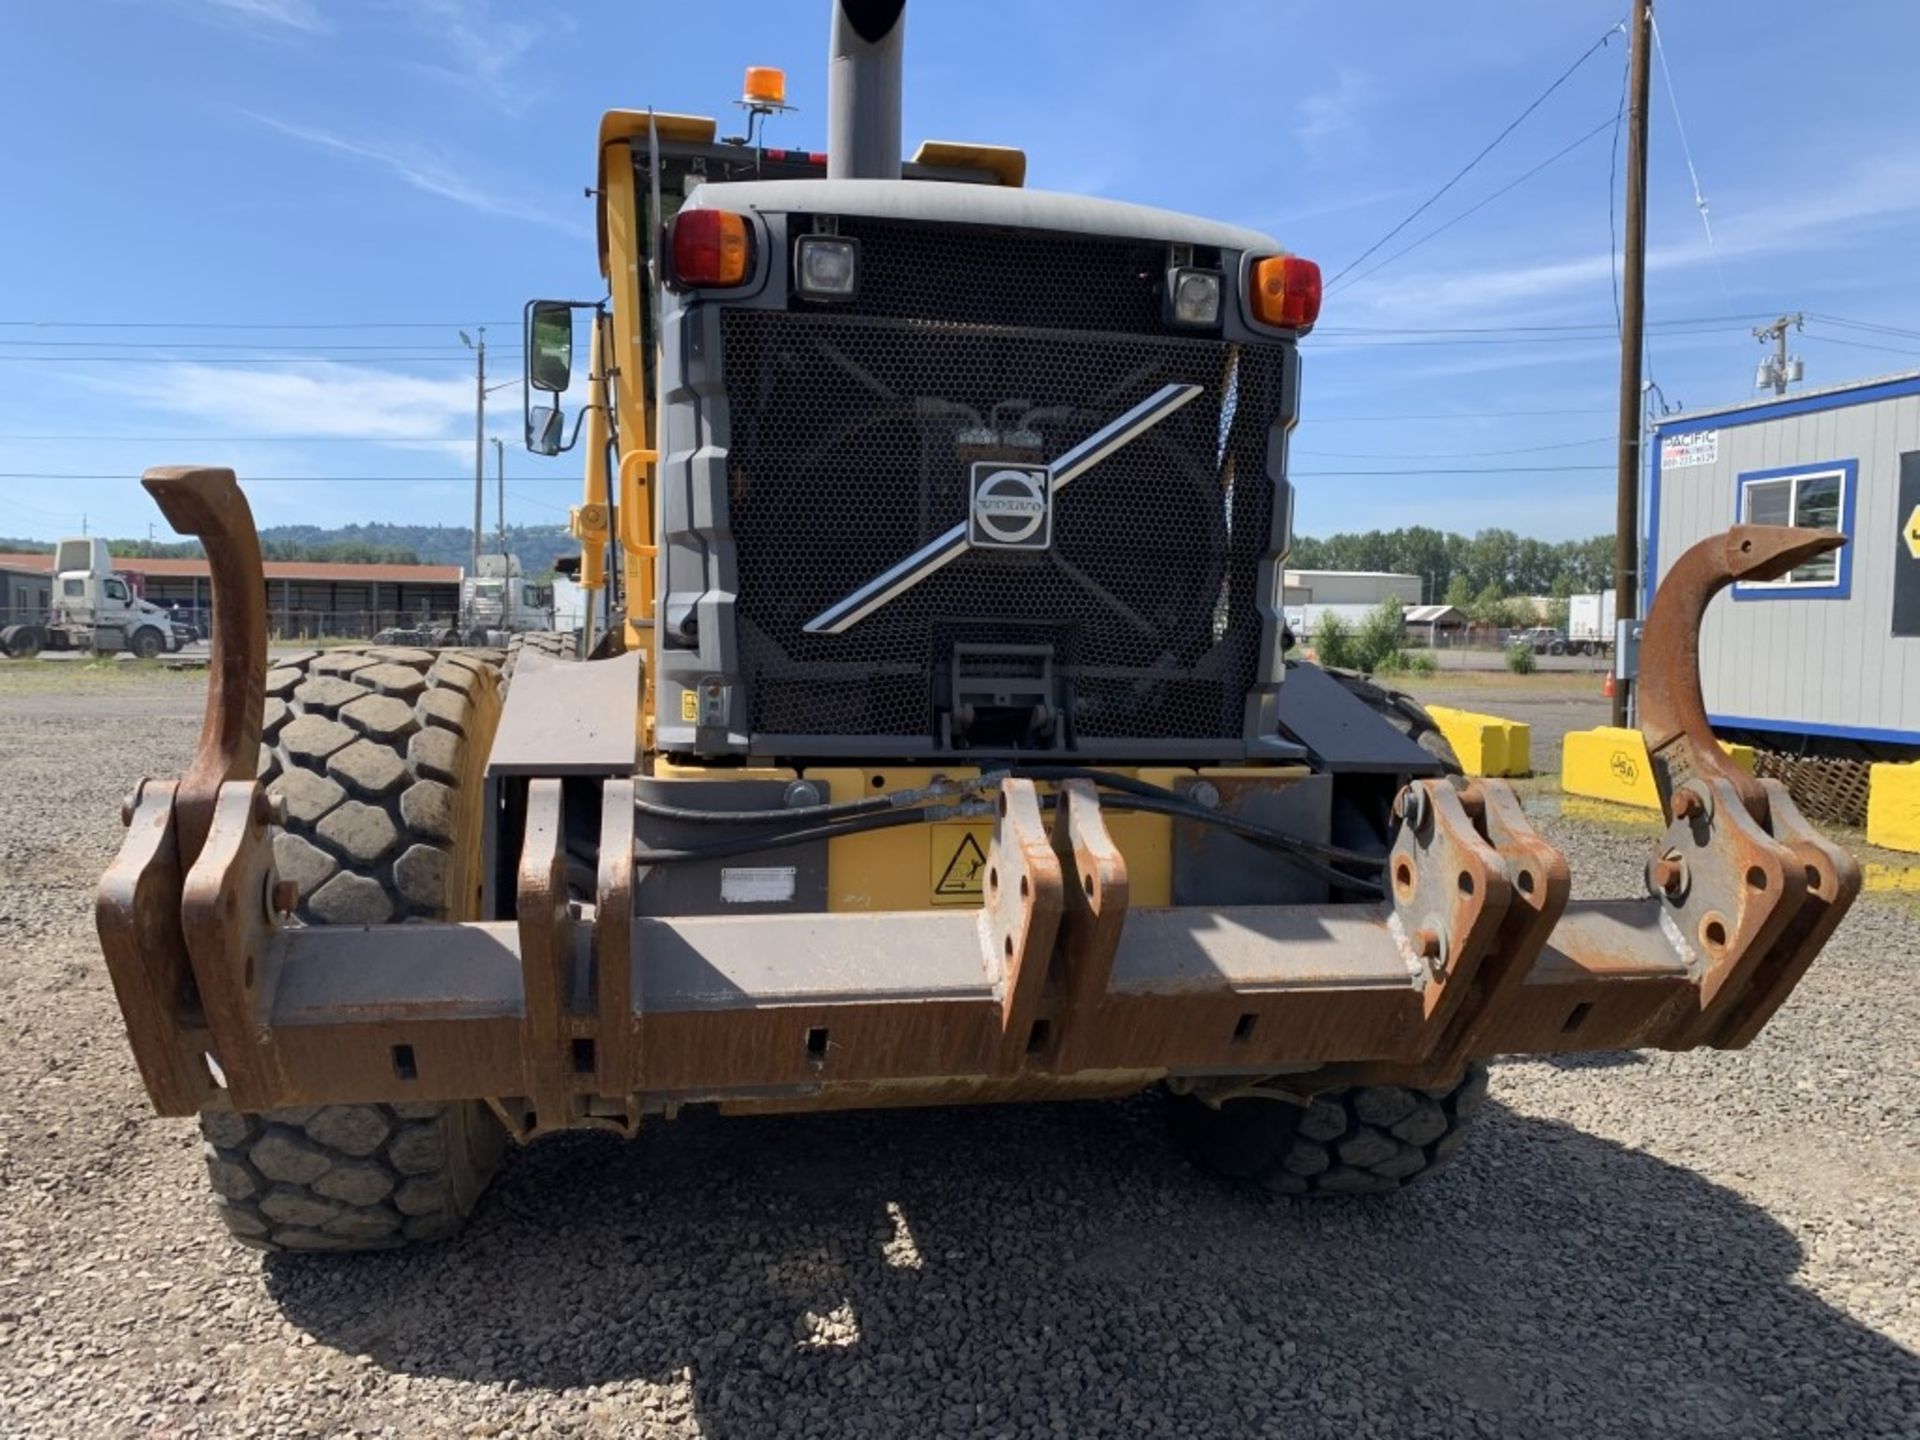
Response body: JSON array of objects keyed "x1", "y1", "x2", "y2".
[{"x1": 100, "y1": 0, "x2": 1858, "y2": 1250}]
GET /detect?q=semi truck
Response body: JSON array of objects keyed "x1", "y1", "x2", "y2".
[{"x1": 0, "y1": 537, "x2": 196, "y2": 659}]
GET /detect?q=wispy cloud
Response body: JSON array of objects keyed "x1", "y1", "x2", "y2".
[
  {"x1": 396, "y1": 0, "x2": 556, "y2": 113},
  {"x1": 1352, "y1": 153, "x2": 1920, "y2": 321},
  {"x1": 245, "y1": 113, "x2": 584, "y2": 233},
  {"x1": 191, "y1": 0, "x2": 326, "y2": 34},
  {"x1": 104, "y1": 361, "x2": 476, "y2": 442},
  {"x1": 1295, "y1": 70, "x2": 1373, "y2": 164}
]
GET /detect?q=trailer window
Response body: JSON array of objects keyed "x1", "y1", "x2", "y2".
[{"x1": 1734, "y1": 460, "x2": 1854, "y2": 598}]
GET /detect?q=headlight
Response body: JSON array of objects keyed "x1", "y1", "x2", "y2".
[
  {"x1": 794, "y1": 235, "x2": 860, "y2": 302},
  {"x1": 1164, "y1": 266, "x2": 1223, "y2": 328}
]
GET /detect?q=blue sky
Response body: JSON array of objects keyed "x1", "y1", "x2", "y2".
[{"x1": 4, "y1": 0, "x2": 1919, "y2": 546}]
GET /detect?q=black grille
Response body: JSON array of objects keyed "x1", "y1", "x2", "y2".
[
  {"x1": 820, "y1": 215, "x2": 1218, "y2": 334},
  {"x1": 722, "y1": 302, "x2": 1284, "y2": 751}
]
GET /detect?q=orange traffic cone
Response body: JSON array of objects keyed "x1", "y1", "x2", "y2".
[{"x1": 1602, "y1": 671, "x2": 1616, "y2": 699}]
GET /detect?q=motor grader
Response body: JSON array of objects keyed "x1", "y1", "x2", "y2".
[{"x1": 99, "y1": 0, "x2": 1859, "y2": 1251}]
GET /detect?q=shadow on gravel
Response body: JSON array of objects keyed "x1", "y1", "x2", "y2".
[{"x1": 265, "y1": 1095, "x2": 1918, "y2": 1438}]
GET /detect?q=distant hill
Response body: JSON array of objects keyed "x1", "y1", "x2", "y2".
[{"x1": 0, "y1": 524, "x2": 578, "y2": 576}]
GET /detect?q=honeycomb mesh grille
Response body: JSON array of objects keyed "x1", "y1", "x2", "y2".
[
  {"x1": 826, "y1": 215, "x2": 1217, "y2": 333},
  {"x1": 723, "y1": 289, "x2": 1283, "y2": 749}
]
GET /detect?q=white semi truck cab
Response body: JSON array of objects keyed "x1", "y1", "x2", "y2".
[
  {"x1": 0, "y1": 538, "x2": 194, "y2": 659},
  {"x1": 462, "y1": 553, "x2": 554, "y2": 645}
]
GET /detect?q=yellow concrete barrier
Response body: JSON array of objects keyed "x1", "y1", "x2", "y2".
[
  {"x1": 1862, "y1": 860, "x2": 1920, "y2": 892},
  {"x1": 1866, "y1": 762, "x2": 1920, "y2": 853},
  {"x1": 1560, "y1": 726, "x2": 1754, "y2": 810},
  {"x1": 1426, "y1": 705, "x2": 1532, "y2": 777}
]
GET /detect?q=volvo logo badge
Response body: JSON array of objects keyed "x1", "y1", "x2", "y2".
[{"x1": 968, "y1": 463, "x2": 1052, "y2": 550}]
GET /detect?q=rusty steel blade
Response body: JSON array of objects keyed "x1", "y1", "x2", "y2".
[{"x1": 1638, "y1": 524, "x2": 1845, "y2": 825}]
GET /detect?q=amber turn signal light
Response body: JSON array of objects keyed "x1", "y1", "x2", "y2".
[
  {"x1": 670, "y1": 210, "x2": 753, "y2": 289},
  {"x1": 1249, "y1": 255, "x2": 1322, "y2": 330}
]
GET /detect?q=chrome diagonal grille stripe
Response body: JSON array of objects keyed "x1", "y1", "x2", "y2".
[{"x1": 802, "y1": 382, "x2": 1203, "y2": 636}]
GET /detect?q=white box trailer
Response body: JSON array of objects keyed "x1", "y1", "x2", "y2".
[{"x1": 1568, "y1": 590, "x2": 1616, "y2": 654}]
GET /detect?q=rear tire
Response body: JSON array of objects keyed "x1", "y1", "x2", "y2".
[
  {"x1": 1320, "y1": 666, "x2": 1461, "y2": 774},
  {"x1": 199, "y1": 646, "x2": 509, "y2": 1251},
  {"x1": 504, "y1": 629, "x2": 579, "y2": 679},
  {"x1": 1, "y1": 624, "x2": 42, "y2": 659},
  {"x1": 1169, "y1": 1063, "x2": 1490, "y2": 1195}
]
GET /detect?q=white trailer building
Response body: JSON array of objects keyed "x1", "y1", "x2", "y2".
[{"x1": 1646, "y1": 369, "x2": 1920, "y2": 781}]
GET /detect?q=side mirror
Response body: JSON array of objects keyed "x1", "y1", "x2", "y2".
[
  {"x1": 527, "y1": 301, "x2": 574, "y2": 393},
  {"x1": 528, "y1": 406, "x2": 566, "y2": 456}
]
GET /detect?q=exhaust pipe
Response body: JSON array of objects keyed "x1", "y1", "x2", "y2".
[{"x1": 827, "y1": 0, "x2": 905, "y2": 180}]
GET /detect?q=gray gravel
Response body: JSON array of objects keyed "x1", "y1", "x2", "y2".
[{"x1": 1, "y1": 666, "x2": 1915, "y2": 1438}]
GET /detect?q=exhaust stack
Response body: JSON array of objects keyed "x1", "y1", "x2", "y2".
[{"x1": 827, "y1": 0, "x2": 905, "y2": 180}]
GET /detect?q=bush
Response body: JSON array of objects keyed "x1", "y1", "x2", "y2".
[
  {"x1": 1405, "y1": 651, "x2": 1438, "y2": 676},
  {"x1": 1506, "y1": 645, "x2": 1537, "y2": 675},
  {"x1": 1314, "y1": 613, "x2": 1356, "y2": 669}
]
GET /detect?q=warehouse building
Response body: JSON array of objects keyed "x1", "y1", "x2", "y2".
[
  {"x1": 1282, "y1": 569, "x2": 1423, "y2": 607},
  {"x1": 1648, "y1": 370, "x2": 1920, "y2": 819},
  {"x1": 0, "y1": 550, "x2": 462, "y2": 640}
]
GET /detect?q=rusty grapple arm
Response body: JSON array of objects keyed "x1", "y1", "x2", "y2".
[{"x1": 97, "y1": 471, "x2": 1861, "y2": 1125}]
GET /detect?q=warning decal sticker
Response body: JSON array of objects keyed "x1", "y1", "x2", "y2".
[{"x1": 930, "y1": 826, "x2": 991, "y2": 905}]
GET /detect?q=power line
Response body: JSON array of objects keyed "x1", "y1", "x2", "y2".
[
  {"x1": 0, "y1": 319, "x2": 522, "y2": 330},
  {"x1": 1326, "y1": 23, "x2": 1625, "y2": 287},
  {"x1": 1808, "y1": 313, "x2": 1920, "y2": 343},
  {"x1": 1800, "y1": 331, "x2": 1920, "y2": 359},
  {"x1": 0, "y1": 353, "x2": 525, "y2": 364},
  {"x1": 0, "y1": 473, "x2": 575, "y2": 483},
  {"x1": 1313, "y1": 323, "x2": 1749, "y2": 349},
  {"x1": 1650, "y1": 13, "x2": 1729, "y2": 302},
  {"x1": 1330, "y1": 111, "x2": 1622, "y2": 295},
  {"x1": 1295, "y1": 433, "x2": 1613, "y2": 460},
  {"x1": 1318, "y1": 312, "x2": 1773, "y2": 335},
  {"x1": 1307, "y1": 406, "x2": 1614, "y2": 420},
  {"x1": 0, "y1": 339, "x2": 504, "y2": 352}
]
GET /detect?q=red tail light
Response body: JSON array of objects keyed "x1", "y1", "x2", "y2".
[
  {"x1": 1249, "y1": 255, "x2": 1322, "y2": 331},
  {"x1": 669, "y1": 210, "x2": 753, "y2": 289}
]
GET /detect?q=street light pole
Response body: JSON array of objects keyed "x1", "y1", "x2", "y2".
[
  {"x1": 460, "y1": 328, "x2": 486, "y2": 617},
  {"x1": 491, "y1": 437, "x2": 507, "y2": 565}
]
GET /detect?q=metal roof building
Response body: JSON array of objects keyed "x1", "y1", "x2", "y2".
[{"x1": 0, "y1": 551, "x2": 463, "y2": 640}]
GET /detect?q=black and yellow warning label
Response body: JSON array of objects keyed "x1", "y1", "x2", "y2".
[{"x1": 929, "y1": 824, "x2": 992, "y2": 905}]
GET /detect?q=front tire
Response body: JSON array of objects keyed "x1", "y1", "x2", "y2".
[
  {"x1": 1170, "y1": 1063, "x2": 1489, "y2": 1195},
  {"x1": 130, "y1": 626, "x2": 164, "y2": 660},
  {"x1": 198, "y1": 646, "x2": 509, "y2": 1251}
]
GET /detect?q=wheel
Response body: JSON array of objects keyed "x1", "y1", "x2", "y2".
[
  {"x1": 198, "y1": 646, "x2": 509, "y2": 1251},
  {"x1": 504, "y1": 629, "x2": 580, "y2": 680},
  {"x1": 1, "y1": 624, "x2": 42, "y2": 659},
  {"x1": 1169, "y1": 1062, "x2": 1490, "y2": 1195},
  {"x1": 1548, "y1": 640, "x2": 1567, "y2": 656},
  {"x1": 1318, "y1": 666, "x2": 1461, "y2": 774},
  {"x1": 129, "y1": 626, "x2": 164, "y2": 660}
]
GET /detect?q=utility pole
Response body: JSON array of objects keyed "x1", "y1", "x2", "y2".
[
  {"x1": 1611, "y1": 0, "x2": 1651, "y2": 729},
  {"x1": 1753, "y1": 314, "x2": 1805, "y2": 396},
  {"x1": 460, "y1": 328, "x2": 486, "y2": 613}
]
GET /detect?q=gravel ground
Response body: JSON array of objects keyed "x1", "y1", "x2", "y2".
[{"x1": 0, "y1": 667, "x2": 1915, "y2": 1439}]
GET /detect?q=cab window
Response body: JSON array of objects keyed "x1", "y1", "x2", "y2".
[
  {"x1": 105, "y1": 579, "x2": 129, "y2": 602},
  {"x1": 62, "y1": 578, "x2": 85, "y2": 597}
]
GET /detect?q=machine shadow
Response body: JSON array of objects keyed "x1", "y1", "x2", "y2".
[{"x1": 265, "y1": 1094, "x2": 1918, "y2": 1438}]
